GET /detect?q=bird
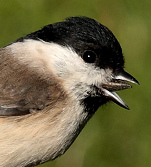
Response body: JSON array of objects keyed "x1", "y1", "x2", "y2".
[{"x1": 0, "y1": 16, "x2": 139, "y2": 167}]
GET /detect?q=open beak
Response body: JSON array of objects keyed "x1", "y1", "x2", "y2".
[{"x1": 100, "y1": 70, "x2": 139, "y2": 110}]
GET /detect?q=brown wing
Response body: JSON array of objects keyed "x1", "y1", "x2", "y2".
[{"x1": 0, "y1": 44, "x2": 60, "y2": 116}]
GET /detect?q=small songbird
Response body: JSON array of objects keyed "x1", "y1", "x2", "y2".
[{"x1": 0, "y1": 16, "x2": 138, "y2": 167}]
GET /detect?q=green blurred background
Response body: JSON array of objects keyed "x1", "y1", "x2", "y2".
[{"x1": 0, "y1": 0, "x2": 150, "y2": 167}]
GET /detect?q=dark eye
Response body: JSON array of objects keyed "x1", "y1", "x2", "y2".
[{"x1": 82, "y1": 50, "x2": 97, "y2": 63}]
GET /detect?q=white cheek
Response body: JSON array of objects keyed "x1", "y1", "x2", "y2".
[{"x1": 45, "y1": 43, "x2": 113, "y2": 86}]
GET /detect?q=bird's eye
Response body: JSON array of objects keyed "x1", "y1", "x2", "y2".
[{"x1": 82, "y1": 50, "x2": 97, "y2": 63}]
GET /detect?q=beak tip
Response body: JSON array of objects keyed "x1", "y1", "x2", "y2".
[
  {"x1": 132, "y1": 78, "x2": 140, "y2": 85},
  {"x1": 124, "y1": 105, "x2": 130, "y2": 110},
  {"x1": 118, "y1": 101, "x2": 130, "y2": 110},
  {"x1": 136, "y1": 80, "x2": 140, "y2": 85}
]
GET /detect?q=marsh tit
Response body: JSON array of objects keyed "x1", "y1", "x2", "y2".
[{"x1": 0, "y1": 16, "x2": 138, "y2": 167}]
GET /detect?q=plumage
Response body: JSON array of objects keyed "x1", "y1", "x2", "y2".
[{"x1": 0, "y1": 16, "x2": 138, "y2": 167}]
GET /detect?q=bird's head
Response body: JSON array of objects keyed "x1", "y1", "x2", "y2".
[{"x1": 17, "y1": 16, "x2": 139, "y2": 114}]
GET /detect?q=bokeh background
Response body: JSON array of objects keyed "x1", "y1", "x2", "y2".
[{"x1": 0, "y1": 0, "x2": 150, "y2": 167}]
